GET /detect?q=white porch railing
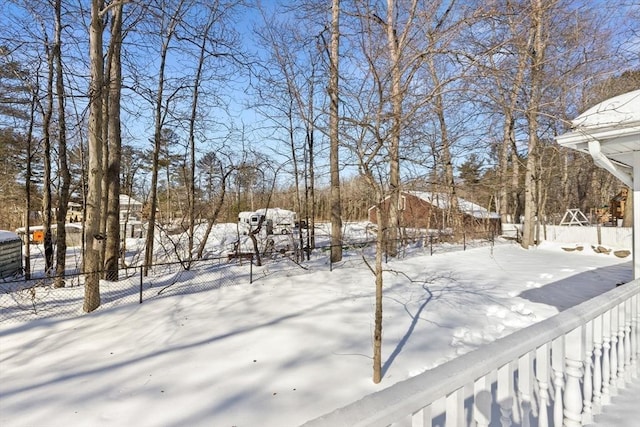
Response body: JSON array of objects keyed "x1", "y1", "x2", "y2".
[{"x1": 302, "y1": 280, "x2": 640, "y2": 427}]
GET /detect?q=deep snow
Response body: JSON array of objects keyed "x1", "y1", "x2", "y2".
[{"x1": 0, "y1": 224, "x2": 635, "y2": 427}]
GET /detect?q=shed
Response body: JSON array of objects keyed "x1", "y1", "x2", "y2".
[
  {"x1": 368, "y1": 191, "x2": 501, "y2": 235},
  {"x1": 556, "y1": 89, "x2": 640, "y2": 278},
  {"x1": 0, "y1": 231, "x2": 23, "y2": 279},
  {"x1": 15, "y1": 224, "x2": 83, "y2": 247}
]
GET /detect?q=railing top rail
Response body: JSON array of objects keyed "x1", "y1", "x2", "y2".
[{"x1": 302, "y1": 279, "x2": 640, "y2": 427}]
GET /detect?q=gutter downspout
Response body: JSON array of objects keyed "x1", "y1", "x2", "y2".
[{"x1": 588, "y1": 139, "x2": 633, "y2": 188}]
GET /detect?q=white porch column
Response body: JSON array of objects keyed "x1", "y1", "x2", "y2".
[{"x1": 634, "y1": 151, "x2": 640, "y2": 279}]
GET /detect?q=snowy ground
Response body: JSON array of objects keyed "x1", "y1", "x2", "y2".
[{"x1": 0, "y1": 223, "x2": 634, "y2": 427}]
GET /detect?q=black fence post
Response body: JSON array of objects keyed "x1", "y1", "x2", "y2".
[
  {"x1": 329, "y1": 245, "x2": 333, "y2": 272},
  {"x1": 139, "y1": 266, "x2": 143, "y2": 304},
  {"x1": 250, "y1": 256, "x2": 253, "y2": 284},
  {"x1": 463, "y1": 232, "x2": 467, "y2": 251},
  {"x1": 430, "y1": 235, "x2": 433, "y2": 256}
]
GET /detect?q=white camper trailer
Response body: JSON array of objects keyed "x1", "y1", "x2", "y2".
[{"x1": 238, "y1": 208, "x2": 297, "y2": 235}]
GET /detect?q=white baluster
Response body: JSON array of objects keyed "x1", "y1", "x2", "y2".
[
  {"x1": 592, "y1": 315, "x2": 603, "y2": 414},
  {"x1": 535, "y1": 344, "x2": 550, "y2": 427},
  {"x1": 446, "y1": 387, "x2": 465, "y2": 427},
  {"x1": 411, "y1": 403, "x2": 431, "y2": 427},
  {"x1": 563, "y1": 327, "x2": 584, "y2": 427},
  {"x1": 582, "y1": 321, "x2": 593, "y2": 425},
  {"x1": 518, "y1": 352, "x2": 533, "y2": 427},
  {"x1": 617, "y1": 303, "x2": 627, "y2": 388},
  {"x1": 498, "y1": 363, "x2": 513, "y2": 427},
  {"x1": 552, "y1": 337, "x2": 564, "y2": 427},
  {"x1": 474, "y1": 375, "x2": 492, "y2": 427},
  {"x1": 632, "y1": 294, "x2": 639, "y2": 378},
  {"x1": 610, "y1": 306, "x2": 619, "y2": 395},
  {"x1": 602, "y1": 310, "x2": 612, "y2": 405},
  {"x1": 624, "y1": 299, "x2": 632, "y2": 382}
]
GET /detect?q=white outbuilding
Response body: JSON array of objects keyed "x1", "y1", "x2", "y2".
[
  {"x1": 556, "y1": 89, "x2": 640, "y2": 278},
  {"x1": 0, "y1": 231, "x2": 22, "y2": 279}
]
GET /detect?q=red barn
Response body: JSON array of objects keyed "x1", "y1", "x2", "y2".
[{"x1": 367, "y1": 191, "x2": 501, "y2": 235}]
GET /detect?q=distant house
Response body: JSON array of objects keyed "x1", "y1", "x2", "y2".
[
  {"x1": 368, "y1": 191, "x2": 501, "y2": 234},
  {"x1": 66, "y1": 202, "x2": 83, "y2": 223},
  {"x1": 50, "y1": 196, "x2": 141, "y2": 224},
  {"x1": 119, "y1": 194, "x2": 143, "y2": 221}
]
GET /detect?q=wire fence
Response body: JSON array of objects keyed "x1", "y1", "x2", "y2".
[{"x1": 0, "y1": 229, "x2": 498, "y2": 324}]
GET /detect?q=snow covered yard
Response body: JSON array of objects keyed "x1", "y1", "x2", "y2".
[{"x1": 0, "y1": 238, "x2": 632, "y2": 427}]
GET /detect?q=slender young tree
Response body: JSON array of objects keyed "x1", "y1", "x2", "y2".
[
  {"x1": 521, "y1": 0, "x2": 547, "y2": 249},
  {"x1": 184, "y1": 11, "x2": 215, "y2": 266},
  {"x1": 195, "y1": 152, "x2": 235, "y2": 259},
  {"x1": 41, "y1": 25, "x2": 55, "y2": 275},
  {"x1": 328, "y1": 0, "x2": 342, "y2": 263},
  {"x1": 54, "y1": 0, "x2": 71, "y2": 287},
  {"x1": 143, "y1": 0, "x2": 188, "y2": 275},
  {"x1": 24, "y1": 90, "x2": 38, "y2": 280}
]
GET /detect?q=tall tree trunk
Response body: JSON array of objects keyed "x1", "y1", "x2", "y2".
[
  {"x1": 42, "y1": 31, "x2": 54, "y2": 275},
  {"x1": 427, "y1": 52, "x2": 458, "y2": 230},
  {"x1": 84, "y1": 0, "x2": 105, "y2": 312},
  {"x1": 104, "y1": 2, "x2": 123, "y2": 281},
  {"x1": 186, "y1": 12, "x2": 213, "y2": 266},
  {"x1": 499, "y1": 117, "x2": 513, "y2": 222},
  {"x1": 144, "y1": 6, "x2": 182, "y2": 274},
  {"x1": 54, "y1": 0, "x2": 71, "y2": 287},
  {"x1": 385, "y1": 0, "x2": 402, "y2": 257},
  {"x1": 522, "y1": 0, "x2": 546, "y2": 249},
  {"x1": 498, "y1": 4, "x2": 528, "y2": 225},
  {"x1": 24, "y1": 90, "x2": 37, "y2": 280},
  {"x1": 306, "y1": 57, "x2": 316, "y2": 250},
  {"x1": 360, "y1": 161, "x2": 385, "y2": 384},
  {"x1": 99, "y1": 56, "x2": 110, "y2": 272},
  {"x1": 287, "y1": 101, "x2": 303, "y2": 261},
  {"x1": 372, "y1": 200, "x2": 384, "y2": 384},
  {"x1": 329, "y1": 0, "x2": 342, "y2": 263},
  {"x1": 511, "y1": 137, "x2": 522, "y2": 223}
]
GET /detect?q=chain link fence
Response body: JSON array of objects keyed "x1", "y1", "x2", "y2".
[{"x1": 0, "y1": 229, "x2": 498, "y2": 324}]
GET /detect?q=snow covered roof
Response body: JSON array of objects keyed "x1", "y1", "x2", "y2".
[
  {"x1": 120, "y1": 194, "x2": 143, "y2": 207},
  {"x1": 556, "y1": 90, "x2": 640, "y2": 187},
  {"x1": 0, "y1": 230, "x2": 21, "y2": 243},
  {"x1": 408, "y1": 191, "x2": 500, "y2": 219},
  {"x1": 253, "y1": 208, "x2": 296, "y2": 218},
  {"x1": 572, "y1": 90, "x2": 640, "y2": 128}
]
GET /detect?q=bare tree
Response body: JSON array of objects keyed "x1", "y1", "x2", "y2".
[
  {"x1": 101, "y1": 2, "x2": 124, "y2": 281},
  {"x1": 84, "y1": 0, "x2": 106, "y2": 312},
  {"x1": 53, "y1": 0, "x2": 71, "y2": 287},
  {"x1": 328, "y1": 0, "x2": 343, "y2": 262},
  {"x1": 253, "y1": 4, "x2": 324, "y2": 261},
  {"x1": 184, "y1": 10, "x2": 214, "y2": 265},
  {"x1": 143, "y1": 0, "x2": 188, "y2": 275},
  {"x1": 195, "y1": 151, "x2": 235, "y2": 259},
  {"x1": 41, "y1": 19, "x2": 55, "y2": 275}
]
